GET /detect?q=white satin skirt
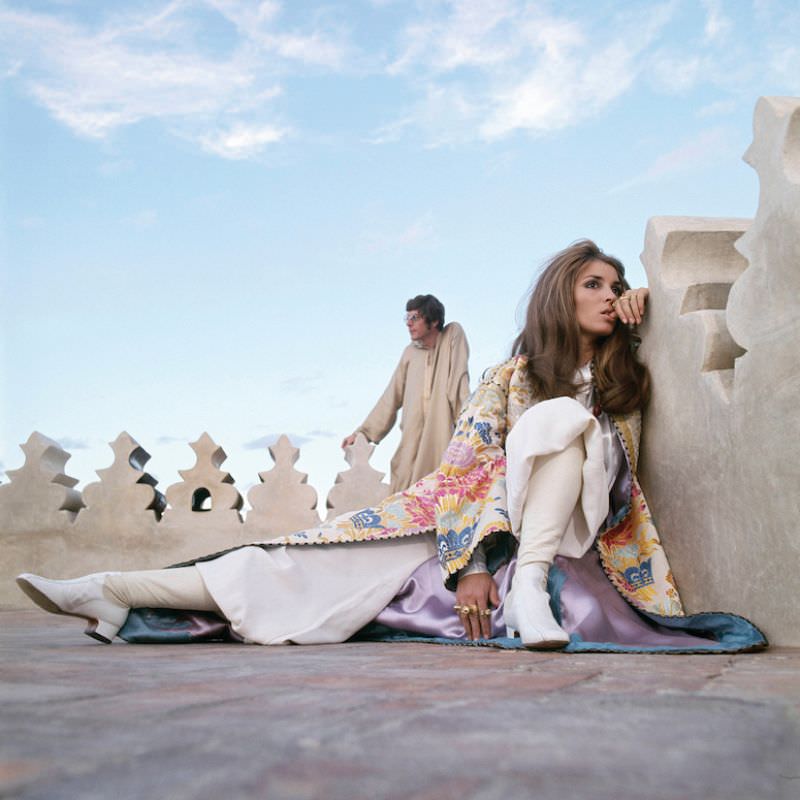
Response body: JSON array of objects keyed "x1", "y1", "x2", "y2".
[{"x1": 196, "y1": 535, "x2": 437, "y2": 644}]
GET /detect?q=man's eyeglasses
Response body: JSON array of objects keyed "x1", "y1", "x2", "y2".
[{"x1": 404, "y1": 313, "x2": 423, "y2": 323}]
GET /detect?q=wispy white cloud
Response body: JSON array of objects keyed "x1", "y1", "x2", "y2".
[
  {"x1": 0, "y1": 0, "x2": 347, "y2": 156},
  {"x1": 389, "y1": 1, "x2": 523, "y2": 75},
  {"x1": 702, "y1": 0, "x2": 733, "y2": 43},
  {"x1": 156, "y1": 435, "x2": 187, "y2": 445},
  {"x1": 479, "y1": 29, "x2": 655, "y2": 140},
  {"x1": 373, "y1": 0, "x2": 800, "y2": 146},
  {"x1": 306, "y1": 429, "x2": 336, "y2": 439},
  {"x1": 609, "y1": 127, "x2": 733, "y2": 194},
  {"x1": 3, "y1": 0, "x2": 799, "y2": 156},
  {"x1": 364, "y1": 115, "x2": 415, "y2": 145},
  {"x1": 769, "y1": 45, "x2": 800, "y2": 93},
  {"x1": 378, "y1": 1, "x2": 678, "y2": 144},
  {"x1": 197, "y1": 122, "x2": 288, "y2": 159},
  {"x1": 206, "y1": 0, "x2": 347, "y2": 69},
  {"x1": 57, "y1": 436, "x2": 90, "y2": 450},
  {"x1": 263, "y1": 31, "x2": 346, "y2": 68}
]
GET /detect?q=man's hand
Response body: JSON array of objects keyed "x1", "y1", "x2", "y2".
[
  {"x1": 341, "y1": 433, "x2": 357, "y2": 449},
  {"x1": 455, "y1": 572, "x2": 500, "y2": 641}
]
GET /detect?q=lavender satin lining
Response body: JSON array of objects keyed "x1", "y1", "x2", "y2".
[
  {"x1": 374, "y1": 556, "x2": 513, "y2": 639},
  {"x1": 374, "y1": 550, "x2": 713, "y2": 647}
]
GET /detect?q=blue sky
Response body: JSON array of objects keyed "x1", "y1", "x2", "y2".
[{"x1": 2, "y1": 0, "x2": 799, "y2": 508}]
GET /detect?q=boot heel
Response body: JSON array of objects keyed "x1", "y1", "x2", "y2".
[{"x1": 84, "y1": 619, "x2": 119, "y2": 644}]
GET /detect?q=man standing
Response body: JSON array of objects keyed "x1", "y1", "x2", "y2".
[{"x1": 342, "y1": 294, "x2": 470, "y2": 493}]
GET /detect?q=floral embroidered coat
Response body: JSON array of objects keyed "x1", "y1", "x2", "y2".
[{"x1": 269, "y1": 356, "x2": 684, "y2": 618}]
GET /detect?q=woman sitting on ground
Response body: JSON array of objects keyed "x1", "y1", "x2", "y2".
[{"x1": 17, "y1": 240, "x2": 765, "y2": 653}]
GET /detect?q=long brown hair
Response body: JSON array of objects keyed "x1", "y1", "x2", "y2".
[{"x1": 511, "y1": 239, "x2": 649, "y2": 414}]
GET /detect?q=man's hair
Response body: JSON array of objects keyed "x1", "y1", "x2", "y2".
[{"x1": 406, "y1": 294, "x2": 445, "y2": 330}]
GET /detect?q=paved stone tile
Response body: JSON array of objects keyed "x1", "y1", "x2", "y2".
[{"x1": 1, "y1": 611, "x2": 798, "y2": 800}]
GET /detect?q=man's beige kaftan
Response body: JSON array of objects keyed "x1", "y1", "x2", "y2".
[{"x1": 357, "y1": 321, "x2": 470, "y2": 492}]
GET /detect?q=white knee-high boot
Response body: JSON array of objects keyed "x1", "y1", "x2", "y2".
[
  {"x1": 104, "y1": 567, "x2": 220, "y2": 613},
  {"x1": 16, "y1": 566, "x2": 219, "y2": 644},
  {"x1": 17, "y1": 571, "x2": 129, "y2": 644},
  {"x1": 504, "y1": 436, "x2": 585, "y2": 649}
]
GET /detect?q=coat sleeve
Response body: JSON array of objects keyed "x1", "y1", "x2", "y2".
[
  {"x1": 357, "y1": 352, "x2": 408, "y2": 444},
  {"x1": 446, "y1": 322, "x2": 471, "y2": 421},
  {"x1": 436, "y1": 359, "x2": 517, "y2": 583}
]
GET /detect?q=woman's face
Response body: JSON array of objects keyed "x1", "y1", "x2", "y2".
[{"x1": 573, "y1": 259, "x2": 623, "y2": 343}]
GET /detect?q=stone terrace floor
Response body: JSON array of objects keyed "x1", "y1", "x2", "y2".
[{"x1": 1, "y1": 610, "x2": 798, "y2": 800}]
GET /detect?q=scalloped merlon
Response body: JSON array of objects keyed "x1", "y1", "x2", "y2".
[
  {"x1": 163, "y1": 433, "x2": 243, "y2": 518},
  {"x1": 245, "y1": 435, "x2": 320, "y2": 532},
  {"x1": 326, "y1": 433, "x2": 390, "y2": 520},
  {"x1": 80, "y1": 432, "x2": 165, "y2": 519},
  {"x1": 0, "y1": 432, "x2": 84, "y2": 515}
]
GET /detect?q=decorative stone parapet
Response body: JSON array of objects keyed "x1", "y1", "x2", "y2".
[
  {"x1": 0, "y1": 431, "x2": 388, "y2": 608},
  {"x1": 638, "y1": 96, "x2": 800, "y2": 647}
]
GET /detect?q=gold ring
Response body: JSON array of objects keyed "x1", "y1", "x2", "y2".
[{"x1": 480, "y1": 608, "x2": 492, "y2": 617}]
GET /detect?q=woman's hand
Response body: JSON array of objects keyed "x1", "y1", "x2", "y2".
[
  {"x1": 455, "y1": 572, "x2": 500, "y2": 641},
  {"x1": 613, "y1": 287, "x2": 649, "y2": 326},
  {"x1": 341, "y1": 433, "x2": 357, "y2": 449}
]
